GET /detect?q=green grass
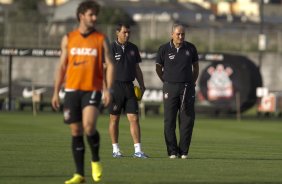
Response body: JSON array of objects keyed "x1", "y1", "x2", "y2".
[{"x1": 0, "y1": 112, "x2": 282, "y2": 184}]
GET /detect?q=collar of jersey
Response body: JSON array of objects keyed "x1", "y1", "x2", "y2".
[
  {"x1": 115, "y1": 40, "x2": 128, "y2": 48},
  {"x1": 170, "y1": 40, "x2": 186, "y2": 49},
  {"x1": 79, "y1": 29, "x2": 96, "y2": 38}
]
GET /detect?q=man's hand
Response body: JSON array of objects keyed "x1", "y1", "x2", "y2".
[
  {"x1": 51, "y1": 94, "x2": 60, "y2": 111},
  {"x1": 103, "y1": 90, "x2": 112, "y2": 107}
]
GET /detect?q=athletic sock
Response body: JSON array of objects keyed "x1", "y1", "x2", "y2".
[
  {"x1": 87, "y1": 131, "x2": 100, "y2": 162},
  {"x1": 72, "y1": 136, "x2": 85, "y2": 176},
  {"x1": 112, "y1": 143, "x2": 120, "y2": 153},
  {"x1": 134, "y1": 143, "x2": 141, "y2": 153}
]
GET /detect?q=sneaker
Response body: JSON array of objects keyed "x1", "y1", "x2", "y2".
[
  {"x1": 91, "y1": 161, "x2": 102, "y2": 182},
  {"x1": 65, "y1": 174, "x2": 85, "y2": 184},
  {"x1": 133, "y1": 152, "x2": 149, "y2": 158},
  {"x1": 181, "y1": 155, "x2": 188, "y2": 159},
  {"x1": 169, "y1": 155, "x2": 177, "y2": 159},
  {"x1": 112, "y1": 151, "x2": 123, "y2": 158}
]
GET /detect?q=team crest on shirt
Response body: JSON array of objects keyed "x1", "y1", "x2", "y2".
[
  {"x1": 63, "y1": 108, "x2": 71, "y2": 121},
  {"x1": 186, "y1": 50, "x2": 190, "y2": 56},
  {"x1": 130, "y1": 50, "x2": 135, "y2": 56}
]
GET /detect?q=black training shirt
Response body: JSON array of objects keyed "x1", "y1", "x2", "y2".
[
  {"x1": 111, "y1": 41, "x2": 141, "y2": 82},
  {"x1": 156, "y1": 40, "x2": 198, "y2": 83}
]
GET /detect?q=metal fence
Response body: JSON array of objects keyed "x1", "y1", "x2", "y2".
[
  {"x1": 1, "y1": 21, "x2": 282, "y2": 53},
  {"x1": 1, "y1": 21, "x2": 282, "y2": 88}
]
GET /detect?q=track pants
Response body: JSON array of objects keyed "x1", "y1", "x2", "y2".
[{"x1": 163, "y1": 82, "x2": 195, "y2": 156}]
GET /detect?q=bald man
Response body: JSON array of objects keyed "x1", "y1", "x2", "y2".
[{"x1": 156, "y1": 24, "x2": 199, "y2": 159}]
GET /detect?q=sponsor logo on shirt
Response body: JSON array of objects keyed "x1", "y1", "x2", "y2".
[
  {"x1": 168, "y1": 53, "x2": 175, "y2": 60},
  {"x1": 73, "y1": 60, "x2": 87, "y2": 66},
  {"x1": 115, "y1": 53, "x2": 121, "y2": 61},
  {"x1": 70, "y1": 48, "x2": 97, "y2": 56}
]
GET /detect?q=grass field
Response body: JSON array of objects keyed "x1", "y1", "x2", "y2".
[{"x1": 0, "y1": 112, "x2": 282, "y2": 184}]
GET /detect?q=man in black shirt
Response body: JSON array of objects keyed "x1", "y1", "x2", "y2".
[
  {"x1": 109, "y1": 23, "x2": 148, "y2": 158},
  {"x1": 156, "y1": 24, "x2": 199, "y2": 159}
]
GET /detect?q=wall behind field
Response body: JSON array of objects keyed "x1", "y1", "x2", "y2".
[
  {"x1": 247, "y1": 52, "x2": 282, "y2": 91},
  {"x1": 1, "y1": 22, "x2": 282, "y2": 93},
  {"x1": 0, "y1": 52, "x2": 281, "y2": 93},
  {"x1": 141, "y1": 52, "x2": 282, "y2": 91}
]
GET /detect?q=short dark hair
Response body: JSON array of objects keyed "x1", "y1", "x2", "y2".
[
  {"x1": 116, "y1": 23, "x2": 130, "y2": 32},
  {"x1": 76, "y1": 0, "x2": 100, "y2": 21}
]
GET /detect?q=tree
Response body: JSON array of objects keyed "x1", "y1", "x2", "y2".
[
  {"x1": 9, "y1": 0, "x2": 46, "y2": 22},
  {"x1": 98, "y1": 7, "x2": 135, "y2": 25}
]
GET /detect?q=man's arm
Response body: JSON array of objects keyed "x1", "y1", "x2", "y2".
[
  {"x1": 51, "y1": 35, "x2": 68, "y2": 110},
  {"x1": 135, "y1": 63, "x2": 146, "y2": 94},
  {"x1": 102, "y1": 37, "x2": 115, "y2": 106},
  {"x1": 155, "y1": 45, "x2": 164, "y2": 82},
  {"x1": 156, "y1": 63, "x2": 164, "y2": 82},
  {"x1": 192, "y1": 62, "x2": 199, "y2": 85}
]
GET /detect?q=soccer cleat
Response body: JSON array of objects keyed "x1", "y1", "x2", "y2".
[
  {"x1": 92, "y1": 161, "x2": 102, "y2": 182},
  {"x1": 169, "y1": 155, "x2": 177, "y2": 159},
  {"x1": 181, "y1": 155, "x2": 188, "y2": 159},
  {"x1": 133, "y1": 152, "x2": 149, "y2": 158},
  {"x1": 112, "y1": 151, "x2": 123, "y2": 158},
  {"x1": 65, "y1": 174, "x2": 85, "y2": 184}
]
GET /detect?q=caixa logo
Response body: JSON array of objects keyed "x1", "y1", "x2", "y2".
[
  {"x1": 142, "y1": 89, "x2": 163, "y2": 102},
  {"x1": 70, "y1": 48, "x2": 97, "y2": 56}
]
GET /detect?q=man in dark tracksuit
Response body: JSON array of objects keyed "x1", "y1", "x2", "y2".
[
  {"x1": 156, "y1": 24, "x2": 199, "y2": 159},
  {"x1": 109, "y1": 23, "x2": 148, "y2": 159}
]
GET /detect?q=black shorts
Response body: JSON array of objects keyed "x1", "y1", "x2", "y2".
[
  {"x1": 109, "y1": 81, "x2": 139, "y2": 115},
  {"x1": 63, "y1": 90, "x2": 102, "y2": 124}
]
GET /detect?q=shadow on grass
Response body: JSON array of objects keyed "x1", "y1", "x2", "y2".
[
  {"x1": 156, "y1": 182, "x2": 281, "y2": 184},
  {"x1": 190, "y1": 157, "x2": 282, "y2": 161},
  {"x1": 108, "y1": 156, "x2": 282, "y2": 160},
  {"x1": 0, "y1": 175, "x2": 68, "y2": 178}
]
